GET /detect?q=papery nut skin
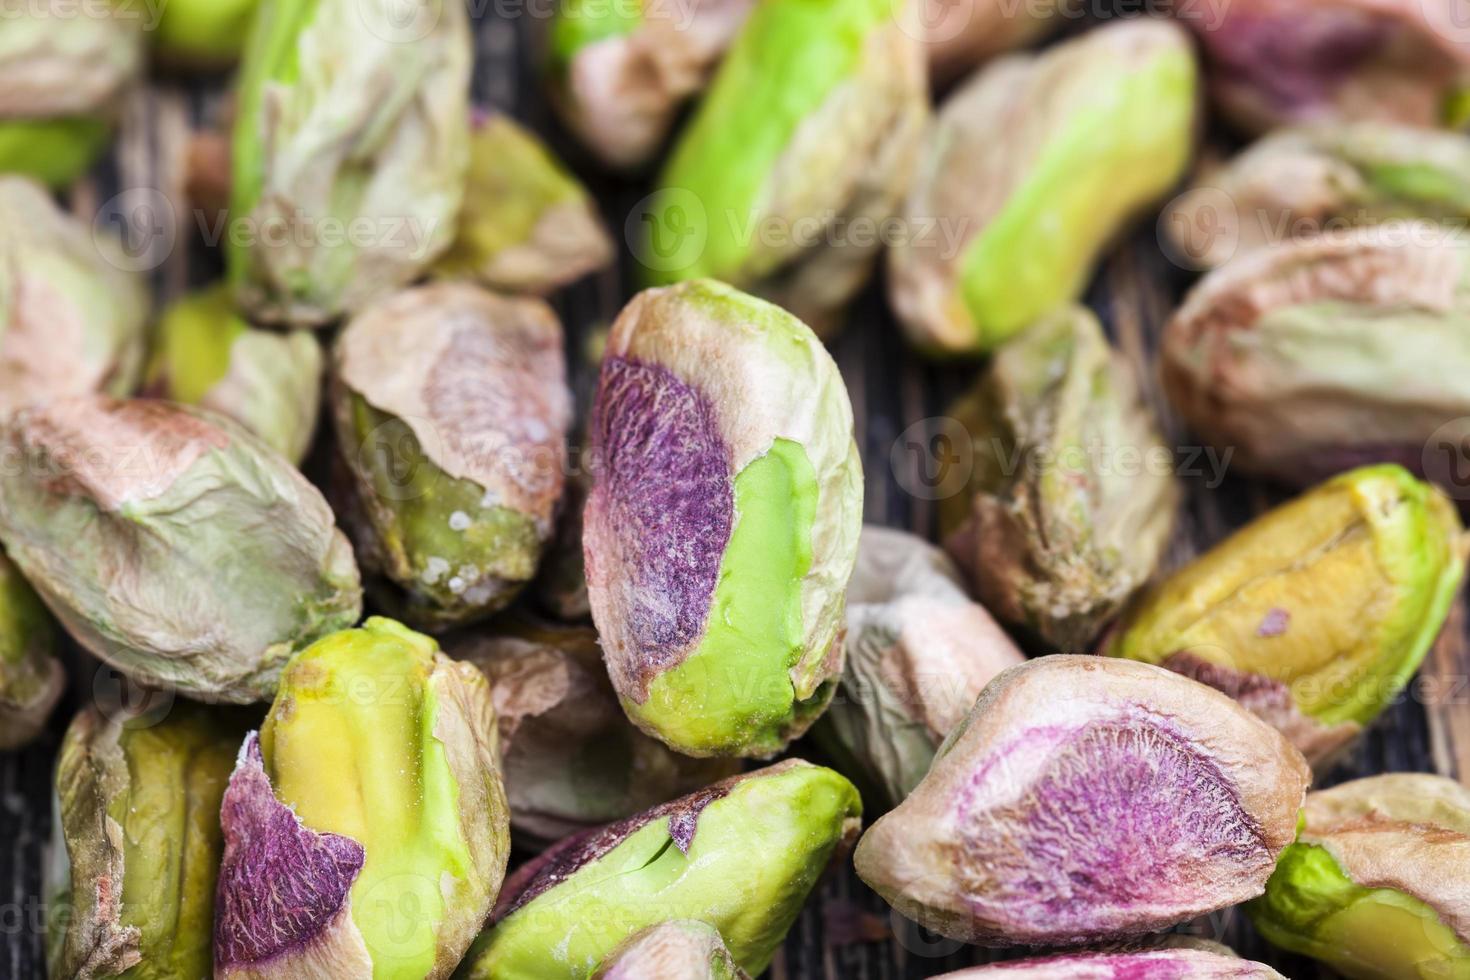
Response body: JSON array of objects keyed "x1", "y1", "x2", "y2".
[
  {"x1": 0, "y1": 397, "x2": 362, "y2": 703},
  {"x1": 0, "y1": 549, "x2": 62, "y2": 751},
  {"x1": 584, "y1": 279, "x2": 862, "y2": 758},
  {"x1": 591, "y1": 920, "x2": 750, "y2": 980},
  {"x1": 1107, "y1": 464, "x2": 1466, "y2": 769},
  {"x1": 854, "y1": 655, "x2": 1311, "y2": 947},
  {"x1": 1248, "y1": 773, "x2": 1470, "y2": 979},
  {"x1": 932, "y1": 940, "x2": 1286, "y2": 978},
  {"x1": 921, "y1": 0, "x2": 1066, "y2": 85}
]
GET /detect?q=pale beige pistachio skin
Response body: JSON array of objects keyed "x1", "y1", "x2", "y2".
[
  {"x1": 933, "y1": 941, "x2": 1286, "y2": 978},
  {"x1": 0, "y1": 0, "x2": 141, "y2": 120},
  {"x1": 0, "y1": 177, "x2": 148, "y2": 416},
  {"x1": 1162, "y1": 223, "x2": 1470, "y2": 486},
  {"x1": 855, "y1": 656, "x2": 1311, "y2": 946},
  {"x1": 941, "y1": 306, "x2": 1179, "y2": 651},
  {"x1": 332, "y1": 282, "x2": 571, "y2": 628},
  {"x1": 0, "y1": 397, "x2": 363, "y2": 703},
  {"x1": 591, "y1": 920, "x2": 750, "y2": 980},
  {"x1": 817, "y1": 525, "x2": 1024, "y2": 806},
  {"x1": 0, "y1": 550, "x2": 62, "y2": 750},
  {"x1": 1165, "y1": 124, "x2": 1470, "y2": 269},
  {"x1": 922, "y1": 0, "x2": 1065, "y2": 84}
]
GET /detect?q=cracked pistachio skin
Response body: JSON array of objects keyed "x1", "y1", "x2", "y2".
[
  {"x1": 213, "y1": 618, "x2": 510, "y2": 979},
  {"x1": 1163, "y1": 224, "x2": 1470, "y2": 487},
  {"x1": 939, "y1": 306, "x2": 1179, "y2": 652},
  {"x1": 592, "y1": 920, "x2": 750, "y2": 980},
  {"x1": 1107, "y1": 464, "x2": 1466, "y2": 769},
  {"x1": 228, "y1": 0, "x2": 471, "y2": 327},
  {"x1": 1249, "y1": 774, "x2": 1470, "y2": 980},
  {"x1": 145, "y1": 286, "x2": 324, "y2": 465},
  {"x1": 0, "y1": 397, "x2": 363, "y2": 703},
  {"x1": 934, "y1": 941, "x2": 1286, "y2": 978},
  {"x1": 642, "y1": 0, "x2": 928, "y2": 336},
  {"x1": 447, "y1": 619, "x2": 737, "y2": 842},
  {"x1": 331, "y1": 282, "x2": 571, "y2": 630},
  {"x1": 815, "y1": 525, "x2": 1024, "y2": 808},
  {"x1": 0, "y1": 177, "x2": 149, "y2": 416},
  {"x1": 855, "y1": 655, "x2": 1311, "y2": 946},
  {"x1": 0, "y1": 1, "x2": 141, "y2": 188},
  {"x1": 46, "y1": 702, "x2": 249, "y2": 980},
  {"x1": 1165, "y1": 124, "x2": 1470, "y2": 269},
  {"x1": 434, "y1": 111, "x2": 613, "y2": 295},
  {"x1": 457, "y1": 759, "x2": 862, "y2": 979},
  {"x1": 585, "y1": 280, "x2": 863, "y2": 758},
  {"x1": 0, "y1": 550, "x2": 62, "y2": 751},
  {"x1": 547, "y1": 0, "x2": 754, "y2": 169},
  {"x1": 1184, "y1": 0, "x2": 1470, "y2": 134},
  {"x1": 889, "y1": 19, "x2": 1196, "y2": 355},
  {"x1": 150, "y1": 0, "x2": 260, "y2": 69}
]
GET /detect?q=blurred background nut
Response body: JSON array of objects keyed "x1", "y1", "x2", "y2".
[
  {"x1": 0, "y1": 550, "x2": 63, "y2": 751},
  {"x1": 0, "y1": 177, "x2": 149, "y2": 417},
  {"x1": 0, "y1": 397, "x2": 363, "y2": 704},
  {"x1": 145, "y1": 285, "x2": 324, "y2": 465},
  {"x1": 888, "y1": 19, "x2": 1197, "y2": 355},
  {"x1": 591, "y1": 920, "x2": 750, "y2": 980},
  {"x1": 1248, "y1": 773, "x2": 1470, "y2": 978},
  {"x1": 920, "y1": 0, "x2": 1068, "y2": 86},
  {"x1": 940, "y1": 306, "x2": 1178, "y2": 651},
  {"x1": 331, "y1": 282, "x2": 571, "y2": 630},
  {"x1": 149, "y1": 0, "x2": 261, "y2": 70},
  {"x1": 815, "y1": 525, "x2": 1024, "y2": 808},
  {"x1": 585, "y1": 280, "x2": 862, "y2": 758},
  {"x1": 1107, "y1": 464, "x2": 1467, "y2": 770},
  {"x1": 447, "y1": 619, "x2": 737, "y2": 842},
  {"x1": 932, "y1": 940, "x2": 1286, "y2": 978}
]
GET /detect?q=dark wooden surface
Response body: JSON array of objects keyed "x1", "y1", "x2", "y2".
[{"x1": 3, "y1": 9, "x2": 1467, "y2": 979}]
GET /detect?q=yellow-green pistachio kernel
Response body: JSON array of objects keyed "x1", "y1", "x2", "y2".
[
  {"x1": 0, "y1": 549, "x2": 62, "y2": 750},
  {"x1": 149, "y1": 0, "x2": 260, "y2": 68}
]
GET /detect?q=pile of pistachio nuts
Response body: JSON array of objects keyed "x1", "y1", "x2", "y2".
[{"x1": 5, "y1": 0, "x2": 1470, "y2": 977}]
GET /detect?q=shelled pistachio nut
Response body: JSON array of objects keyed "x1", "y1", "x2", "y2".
[
  {"x1": 1164, "y1": 124, "x2": 1470, "y2": 269},
  {"x1": 0, "y1": 1, "x2": 142, "y2": 188},
  {"x1": 921, "y1": 0, "x2": 1066, "y2": 85},
  {"x1": 458, "y1": 760, "x2": 861, "y2": 979},
  {"x1": 434, "y1": 111, "x2": 613, "y2": 295},
  {"x1": 940, "y1": 306, "x2": 1178, "y2": 651},
  {"x1": 1249, "y1": 773, "x2": 1470, "y2": 979},
  {"x1": 0, "y1": 550, "x2": 62, "y2": 751},
  {"x1": 0, "y1": 177, "x2": 148, "y2": 416},
  {"x1": 150, "y1": 0, "x2": 260, "y2": 69},
  {"x1": 592, "y1": 920, "x2": 750, "y2": 980},
  {"x1": 889, "y1": 19, "x2": 1196, "y2": 355},
  {"x1": 1108, "y1": 464, "x2": 1466, "y2": 768},
  {"x1": 815, "y1": 525, "x2": 1024, "y2": 807},
  {"x1": 145, "y1": 285, "x2": 324, "y2": 464},
  {"x1": 642, "y1": 0, "x2": 928, "y2": 335},
  {"x1": 934, "y1": 941, "x2": 1285, "y2": 978},
  {"x1": 1163, "y1": 224, "x2": 1470, "y2": 487},
  {"x1": 0, "y1": 397, "x2": 362, "y2": 703},
  {"x1": 585, "y1": 280, "x2": 863, "y2": 757},
  {"x1": 448, "y1": 619, "x2": 737, "y2": 841},
  {"x1": 1183, "y1": 0, "x2": 1470, "y2": 133},
  {"x1": 855, "y1": 656, "x2": 1311, "y2": 946},
  {"x1": 46, "y1": 702, "x2": 247, "y2": 979},
  {"x1": 228, "y1": 0, "x2": 472, "y2": 327},
  {"x1": 214, "y1": 618, "x2": 510, "y2": 978},
  {"x1": 331, "y1": 282, "x2": 571, "y2": 629},
  {"x1": 547, "y1": 0, "x2": 754, "y2": 169}
]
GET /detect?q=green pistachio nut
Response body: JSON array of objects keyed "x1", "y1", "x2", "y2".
[
  {"x1": 46, "y1": 702, "x2": 247, "y2": 979},
  {"x1": 331, "y1": 282, "x2": 571, "y2": 629},
  {"x1": 1163, "y1": 223, "x2": 1470, "y2": 487},
  {"x1": 448, "y1": 619, "x2": 737, "y2": 841},
  {"x1": 0, "y1": 1, "x2": 142, "y2": 188},
  {"x1": 855, "y1": 655, "x2": 1311, "y2": 946},
  {"x1": 585, "y1": 280, "x2": 863, "y2": 757},
  {"x1": 149, "y1": 0, "x2": 261, "y2": 68},
  {"x1": 0, "y1": 550, "x2": 61, "y2": 750},
  {"x1": 146, "y1": 285, "x2": 324, "y2": 464},
  {"x1": 457, "y1": 759, "x2": 862, "y2": 979},
  {"x1": 592, "y1": 921, "x2": 750, "y2": 980},
  {"x1": 547, "y1": 0, "x2": 754, "y2": 168},
  {"x1": 932, "y1": 940, "x2": 1286, "y2": 978},
  {"x1": 1184, "y1": 0, "x2": 1470, "y2": 133},
  {"x1": 213, "y1": 617, "x2": 511, "y2": 979},
  {"x1": 940, "y1": 306, "x2": 1178, "y2": 651},
  {"x1": 1165, "y1": 124, "x2": 1470, "y2": 269},
  {"x1": 228, "y1": 0, "x2": 472, "y2": 327},
  {"x1": 1106, "y1": 464, "x2": 1467, "y2": 770},
  {"x1": 888, "y1": 19, "x2": 1196, "y2": 355},
  {"x1": 434, "y1": 111, "x2": 613, "y2": 295},
  {"x1": 815, "y1": 525, "x2": 1024, "y2": 807},
  {"x1": 0, "y1": 177, "x2": 149, "y2": 415},
  {"x1": 0, "y1": 397, "x2": 363, "y2": 703},
  {"x1": 643, "y1": 0, "x2": 928, "y2": 335},
  {"x1": 1248, "y1": 773, "x2": 1470, "y2": 979}
]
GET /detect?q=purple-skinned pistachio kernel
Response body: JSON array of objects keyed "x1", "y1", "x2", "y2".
[{"x1": 933, "y1": 939, "x2": 1286, "y2": 978}]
